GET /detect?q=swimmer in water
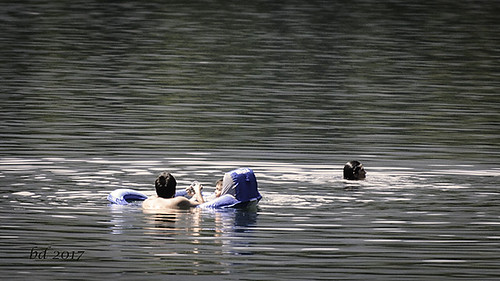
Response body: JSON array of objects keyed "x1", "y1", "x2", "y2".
[
  {"x1": 343, "y1": 160, "x2": 366, "y2": 180},
  {"x1": 142, "y1": 172, "x2": 205, "y2": 210}
]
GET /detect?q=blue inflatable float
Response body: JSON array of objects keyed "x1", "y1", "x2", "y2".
[
  {"x1": 107, "y1": 168, "x2": 261, "y2": 209},
  {"x1": 107, "y1": 188, "x2": 148, "y2": 205},
  {"x1": 107, "y1": 189, "x2": 187, "y2": 205}
]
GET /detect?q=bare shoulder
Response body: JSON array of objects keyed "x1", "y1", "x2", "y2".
[
  {"x1": 174, "y1": 197, "x2": 196, "y2": 209},
  {"x1": 143, "y1": 196, "x2": 192, "y2": 210},
  {"x1": 142, "y1": 197, "x2": 157, "y2": 209}
]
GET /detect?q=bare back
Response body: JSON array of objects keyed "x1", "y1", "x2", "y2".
[{"x1": 142, "y1": 196, "x2": 194, "y2": 210}]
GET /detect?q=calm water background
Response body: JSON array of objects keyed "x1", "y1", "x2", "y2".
[{"x1": 1, "y1": 0, "x2": 499, "y2": 280}]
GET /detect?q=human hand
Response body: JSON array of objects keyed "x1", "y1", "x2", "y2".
[
  {"x1": 185, "y1": 186, "x2": 195, "y2": 196},
  {"x1": 193, "y1": 181, "x2": 203, "y2": 193},
  {"x1": 187, "y1": 181, "x2": 202, "y2": 195}
]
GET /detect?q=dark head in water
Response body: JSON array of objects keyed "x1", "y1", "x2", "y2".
[
  {"x1": 343, "y1": 161, "x2": 366, "y2": 180},
  {"x1": 155, "y1": 172, "x2": 177, "y2": 198}
]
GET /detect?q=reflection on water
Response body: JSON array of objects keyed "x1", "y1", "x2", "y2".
[
  {"x1": 1, "y1": 0, "x2": 499, "y2": 280},
  {"x1": 1, "y1": 156, "x2": 499, "y2": 279},
  {"x1": 108, "y1": 201, "x2": 260, "y2": 275}
]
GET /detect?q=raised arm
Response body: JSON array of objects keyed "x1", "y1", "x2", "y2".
[{"x1": 188, "y1": 182, "x2": 205, "y2": 206}]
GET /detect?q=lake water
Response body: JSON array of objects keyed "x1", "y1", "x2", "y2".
[{"x1": 1, "y1": 1, "x2": 499, "y2": 280}]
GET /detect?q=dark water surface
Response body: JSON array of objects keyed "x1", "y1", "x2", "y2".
[{"x1": 1, "y1": 1, "x2": 499, "y2": 280}]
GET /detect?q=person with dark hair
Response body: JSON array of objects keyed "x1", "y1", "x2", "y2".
[
  {"x1": 154, "y1": 171, "x2": 177, "y2": 198},
  {"x1": 343, "y1": 161, "x2": 366, "y2": 180},
  {"x1": 142, "y1": 172, "x2": 205, "y2": 210}
]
